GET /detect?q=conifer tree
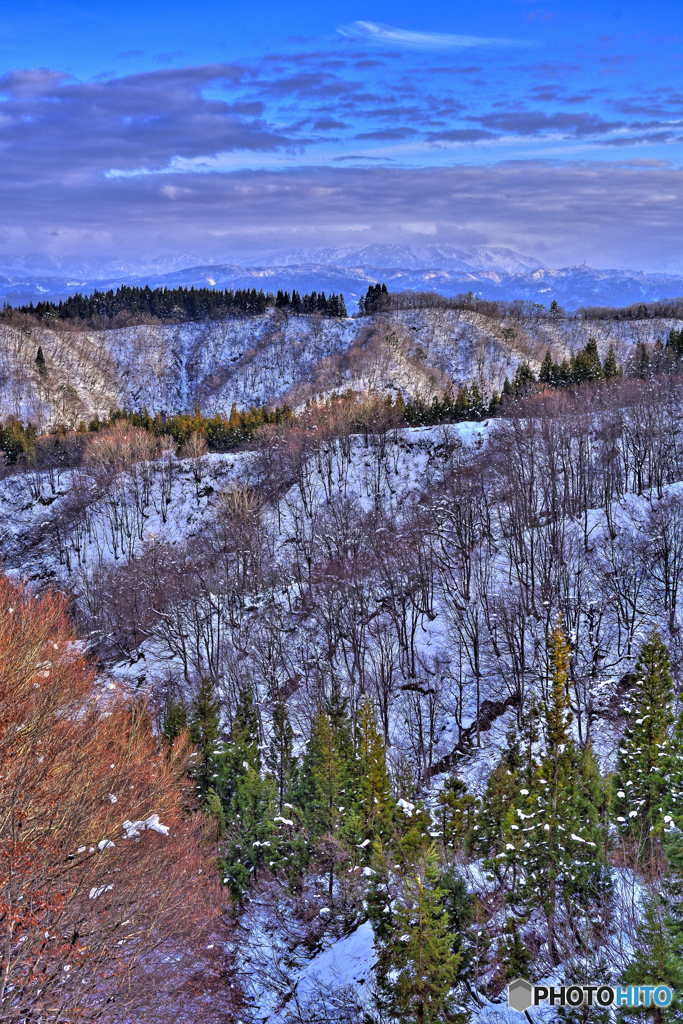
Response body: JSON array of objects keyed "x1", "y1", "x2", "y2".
[
  {"x1": 162, "y1": 696, "x2": 187, "y2": 748},
  {"x1": 603, "y1": 343, "x2": 621, "y2": 379},
  {"x1": 619, "y1": 892, "x2": 683, "y2": 1022},
  {"x1": 613, "y1": 630, "x2": 683, "y2": 862},
  {"x1": 374, "y1": 846, "x2": 462, "y2": 1024},
  {"x1": 189, "y1": 676, "x2": 222, "y2": 800},
  {"x1": 214, "y1": 683, "x2": 280, "y2": 901},
  {"x1": 487, "y1": 622, "x2": 607, "y2": 966},
  {"x1": 539, "y1": 348, "x2": 553, "y2": 384},
  {"x1": 298, "y1": 706, "x2": 349, "y2": 896},
  {"x1": 497, "y1": 916, "x2": 532, "y2": 982},
  {"x1": 572, "y1": 338, "x2": 604, "y2": 382},
  {"x1": 266, "y1": 697, "x2": 297, "y2": 811},
  {"x1": 354, "y1": 697, "x2": 393, "y2": 849},
  {"x1": 303, "y1": 709, "x2": 344, "y2": 838},
  {"x1": 513, "y1": 361, "x2": 536, "y2": 395},
  {"x1": 437, "y1": 776, "x2": 477, "y2": 863},
  {"x1": 516, "y1": 622, "x2": 606, "y2": 965},
  {"x1": 327, "y1": 677, "x2": 353, "y2": 764},
  {"x1": 35, "y1": 345, "x2": 47, "y2": 375}
]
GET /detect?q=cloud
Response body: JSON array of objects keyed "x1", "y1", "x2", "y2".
[
  {"x1": 0, "y1": 64, "x2": 293, "y2": 184},
  {"x1": 337, "y1": 21, "x2": 537, "y2": 51},
  {"x1": 474, "y1": 110, "x2": 625, "y2": 137},
  {"x1": 314, "y1": 118, "x2": 348, "y2": 130},
  {"x1": 4, "y1": 162, "x2": 683, "y2": 273},
  {"x1": 427, "y1": 128, "x2": 496, "y2": 142},
  {"x1": 354, "y1": 127, "x2": 419, "y2": 140}
]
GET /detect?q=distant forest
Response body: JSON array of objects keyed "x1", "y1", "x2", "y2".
[
  {"x1": 4, "y1": 278, "x2": 683, "y2": 327},
  {"x1": 1, "y1": 284, "x2": 348, "y2": 325}
]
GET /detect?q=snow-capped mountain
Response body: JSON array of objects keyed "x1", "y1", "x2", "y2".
[{"x1": 1, "y1": 245, "x2": 683, "y2": 308}]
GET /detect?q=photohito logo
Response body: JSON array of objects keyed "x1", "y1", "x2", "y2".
[{"x1": 508, "y1": 978, "x2": 673, "y2": 1012}]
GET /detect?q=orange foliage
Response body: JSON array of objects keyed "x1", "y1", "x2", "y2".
[{"x1": 0, "y1": 577, "x2": 236, "y2": 1023}]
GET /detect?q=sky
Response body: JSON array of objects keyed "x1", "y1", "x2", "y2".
[{"x1": 1, "y1": 0, "x2": 683, "y2": 272}]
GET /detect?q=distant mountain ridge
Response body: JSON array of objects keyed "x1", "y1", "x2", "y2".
[{"x1": 2, "y1": 244, "x2": 683, "y2": 309}]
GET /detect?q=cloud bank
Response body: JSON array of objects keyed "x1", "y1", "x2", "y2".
[{"x1": 2, "y1": 21, "x2": 683, "y2": 272}]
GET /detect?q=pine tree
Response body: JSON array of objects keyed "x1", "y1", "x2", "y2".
[
  {"x1": 353, "y1": 697, "x2": 394, "y2": 850},
  {"x1": 572, "y1": 337, "x2": 604, "y2": 382},
  {"x1": 265, "y1": 697, "x2": 297, "y2": 811},
  {"x1": 161, "y1": 696, "x2": 187, "y2": 748},
  {"x1": 619, "y1": 891, "x2": 683, "y2": 1022},
  {"x1": 189, "y1": 676, "x2": 222, "y2": 800},
  {"x1": 374, "y1": 846, "x2": 462, "y2": 1024},
  {"x1": 436, "y1": 776, "x2": 476, "y2": 862},
  {"x1": 603, "y1": 343, "x2": 621, "y2": 379},
  {"x1": 613, "y1": 630, "x2": 683, "y2": 863},
  {"x1": 35, "y1": 345, "x2": 47, "y2": 375},
  {"x1": 499, "y1": 622, "x2": 607, "y2": 966},
  {"x1": 299, "y1": 707, "x2": 348, "y2": 896},
  {"x1": 539, "y1": 348, "x2": 553, "y2": 384},
  {"x1": 513, "y1": 361, "x2": 536, "y2": 395}
]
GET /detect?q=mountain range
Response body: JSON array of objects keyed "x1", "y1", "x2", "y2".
[{"x1": 1, "y1": 244, "x2": 682, "y2": 309}]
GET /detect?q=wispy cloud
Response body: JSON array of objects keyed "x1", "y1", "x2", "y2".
[{"x1": 337, "y1": 21, "x2": 537, "y2": 51}]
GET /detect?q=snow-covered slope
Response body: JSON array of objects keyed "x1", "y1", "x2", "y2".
[{"x1": 2, "y1": 306, "x2": 680, "y2": 429}]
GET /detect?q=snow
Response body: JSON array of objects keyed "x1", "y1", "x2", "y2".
[
  {"x1": 122, "y1": 813, "x2": 169, "y2": 838},
  {"x1": 89, "y1": 884, "x2": 114, "y2": 899},
  {"x1": 293, "y1": 919, "x2": 376, "y2": 1002}
]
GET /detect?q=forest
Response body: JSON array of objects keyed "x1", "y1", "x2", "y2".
[
  {"x1": 2, "y1": 284, "x2": 348, "y2": 326},
  {"x1": 5, "y1": 301, "x2": 683, "y2": 1021}
]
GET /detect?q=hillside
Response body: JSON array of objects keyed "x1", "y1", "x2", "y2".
[
  {"x1": 1, "y1": 303, "x2": 679, "y2": 430},
  {"x1": 5, "y1": 295, "x2": 683, "y2": 1019}
]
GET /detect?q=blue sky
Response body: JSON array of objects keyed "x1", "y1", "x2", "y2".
[{"x1": 2, "y1": 0, "x2": 683, "y2": 270}]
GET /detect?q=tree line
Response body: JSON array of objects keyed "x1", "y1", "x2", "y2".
[{"x1": 1, "y1": 284, "x2": 349, "y2": 327}]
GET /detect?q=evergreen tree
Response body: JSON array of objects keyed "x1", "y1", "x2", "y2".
[
  {"x1": 491, "y1": 622, "x2": 607, "y2": 966},
  {"x1": 518, "y1": 623, "x2": 605, "y2": 965},
  {"x1": 327, "y1": 677, "x2": 353, "y2": 763},
  {"x1": 162, "y1": 696, "x2": 187, "y2": 748},
  {"x1": 353, "y1": 697, "x2": 394, "y2": 849},
  {"x1": 374, "y1": 846, "x2": 463, "y2": 1024},
  {"x1": 189, "y1": 676, "x2": 222, "y2": 800},
  {"x1": 265, "y1": 697, "x2": 297, "y2": 811},
  {"x1": 35, "y1": 346, "x2": 47, "y2": 376},
  {"x1": 496, "y1": 916, "x2": 532, "y2": 982},
  {"x1": 513, "y1": 361, "x2": 536, "y2": 395},
  {"x1": 572, "y1": 338, "x2": 604, "y2": 382},
  {"x1": 667, "y1": 327, "x2": 683, "y2": 359},
  {"x1": 299, "y1": 706, "x2": 348, "y2": 896},
  {"x1": 603, "y1": 343, "x2": 621, "y2": 379},
  {"x1": 219, "y1": 763, "x2": 278, "y2": 902},
  {"x1": 437, "y1": 776, "x2": 477, "y2": 862},
  {"x1": 214, "y1": 683, "x2": 281, "y2": 901},
  {"x1": 613, "y1": 630, "x2": 683, "y2": 862},
  {"x1": 619, "y1": 891, "x2": 683, "y2": 1022},
  {"x1": 539, "y1": 348, "x2": 553, "y2": 384},
  {"x1": 633, "y1": 340, "x2": 652, "y2": 378}
]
